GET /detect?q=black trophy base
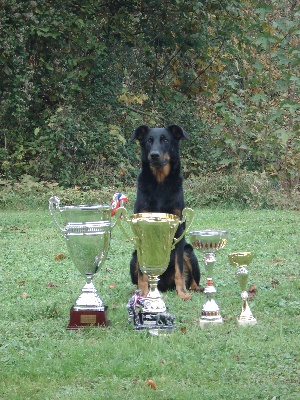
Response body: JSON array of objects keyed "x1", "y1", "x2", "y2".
[
  {"x1": 66, "y1": 306, "x2": 109, "y2": 330},
  {"x1": 132, "y1": 311, "x2": 175, "y2": 334},
  {"x1": 127, "y1": 292, "x2": 175, "y2": 334}
]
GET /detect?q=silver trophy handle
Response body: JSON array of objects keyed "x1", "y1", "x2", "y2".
[
  {"x1": 172, "y1": 207, "x2": 194, "y2": 249},
  {"x1": 49, "y1": 196, "x2": 65, "y2": 232},
  {"x1": 115, "y1": 207, "x2": 136, "y2": 246}
]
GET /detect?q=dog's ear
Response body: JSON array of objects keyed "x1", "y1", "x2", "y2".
[
  {"x1": 166, "y1": 125, "x2": 190, "y2": 141},
  {"x1": 130, "y1": 125, "x2": 150, "y2": 142}
]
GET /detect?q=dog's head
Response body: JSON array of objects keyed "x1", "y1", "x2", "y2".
[{"x1": 130, "y1": 125, "x2": 189, "y2": 169}]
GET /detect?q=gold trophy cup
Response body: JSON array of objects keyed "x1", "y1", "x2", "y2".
[
  {"x1": 228, "y1": 252, "x2": 257, "y2": 326},
  {"x1": 115, "y1": 207, "x2": 194, "y2": 334},
  {"x1": 189, "y1": 230, "x2": 227, "y2": 329}
]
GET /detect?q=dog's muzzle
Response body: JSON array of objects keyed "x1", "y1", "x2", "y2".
[{"x1": 149, "y1": 152, "x2": 167, "y2": 167}]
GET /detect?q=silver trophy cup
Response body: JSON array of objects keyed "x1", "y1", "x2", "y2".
[
  {"x1": 189, "y1": 229, "x2": 227, "y2": 328},
  {"x1": 49, "y1": 196, "x2": 112, "y2": 329}
]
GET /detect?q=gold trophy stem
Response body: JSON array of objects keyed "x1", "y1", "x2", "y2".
[{"x1": 236, "y1": 266, "x2": 257, "y2": 326}]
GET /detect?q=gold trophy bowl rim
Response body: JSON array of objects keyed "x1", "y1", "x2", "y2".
[
  {"x1": 228, "y1": 251, "x2": 254, "y2": 266},
  {"x1": 130, "y1": 212, "x2": 180, "y2": 223}
]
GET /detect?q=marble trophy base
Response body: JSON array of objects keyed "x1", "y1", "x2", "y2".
[
  {"x1": 67, "y1": 306, "x2": 109, "y2": 330},
  {"x1": 127, "y1": 292, "x2": 175, "y2": 335},
  {"x1": 134, "y1": 309, "x2": 175, "y2": 335}
]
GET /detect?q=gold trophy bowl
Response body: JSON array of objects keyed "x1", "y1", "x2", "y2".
[
  {"x1": 116, "y1": 207, "x2": 194, "y2": 333},
  {"x1": 228, "y1": 252, "x2": 257, "y2": 326}
]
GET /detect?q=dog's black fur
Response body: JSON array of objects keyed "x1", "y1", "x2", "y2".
[{"x1": 130, "y1": 125, "x2": 200, "y2": 300}]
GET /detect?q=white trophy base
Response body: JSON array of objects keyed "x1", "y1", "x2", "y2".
[{"x1": 237, "y1": 316, "x2": 257, "y2": 326}]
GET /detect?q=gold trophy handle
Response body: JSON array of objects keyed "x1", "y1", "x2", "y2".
[
  {"x1": 172, "y1": 207, "x2": 194, "y2": 249},
  {"x1": 115, "y1": 207, "x2": 136, "y2": 245},
  {"x1": 49, "y1": 196, "x2": 65, "y2": 232}
]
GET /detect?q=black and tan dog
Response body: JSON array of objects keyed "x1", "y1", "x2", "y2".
[{"x1": 130, "y1": 125, "x2": 200, "y2": 300}]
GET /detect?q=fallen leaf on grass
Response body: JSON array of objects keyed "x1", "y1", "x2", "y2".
[
  {"x1": 46, "y1": 282, "x2": 56, "y2": 288},
  {"x1": 271, "y1": 280, "x2": 280, "y2": 288},
  {"x1": 247, "y1": 285, "x2": 257, "y2": 300},
  {"x1": 108, "y1": 284, "x2": 116, "y2": 289},
  {"x1": 21, "y1": 292, "x2": 29, "y2": 299},
  {"x1": 54, "y1": 253, "x2": 67, "y2": 261},
  {"x1": 272, "y1": 258, "x2": 284, "y2": 264},
  {"x1": 106, "y1": 267, "x2": 112, "y2": 273},
  {"x1": 181, "y1": 326, "x2": 187, "y2": 334},
  {"x1": 9, "y1": 226, "x2": 27, "y2": 233},
  {"x1": 18, "y1": 281, "x2": 25, "y2": 286},
  {"x1": 132, "y1": 378, "x2": 138, "y2": 385},
  {"x1": 146, "y1": 380, "x2": 157, "y2": 390}
]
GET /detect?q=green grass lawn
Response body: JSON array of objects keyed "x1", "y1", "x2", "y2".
[{"x1": 0, "y1": 207, "x2": 299, "y2": 399}]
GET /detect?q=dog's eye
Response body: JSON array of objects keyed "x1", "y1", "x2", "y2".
[
  {"x1": 161, "y1": 135, "x2": 168, "y2": 143},
  {"x1": 147, "y1": 136, "x2": 154, "y2": 144}
]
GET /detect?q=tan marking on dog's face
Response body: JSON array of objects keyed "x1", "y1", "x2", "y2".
[{"x1": 150, "y1": 163, "x2": 171, "y2": 183}]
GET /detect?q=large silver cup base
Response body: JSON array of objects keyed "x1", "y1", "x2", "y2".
[
  {"x1": 73, "y1": 279, "x2": 105, "y2": 311},
  {"x1": 67, "y1": 307, "x2": 109, "y2": 330}
]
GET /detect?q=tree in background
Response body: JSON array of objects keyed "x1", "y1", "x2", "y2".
[{"x1": 0, "y1": 0, "x2": 299, "y2": 188}]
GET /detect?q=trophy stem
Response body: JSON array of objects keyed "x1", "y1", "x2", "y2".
[
  {"x1": 236, "y1": 266, "x2": 257, "y2": 326},
  {"x1": 73, "y1": 274, "x2": 104, "y2": 311},
  {"x1": 147, "y1": 275, "x2": 167, "y2": 312},
  {"x1": 200, "y1": 253, "x2": 223, "y2": 328}
]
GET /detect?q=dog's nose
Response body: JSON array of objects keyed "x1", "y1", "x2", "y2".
[{"x1": 150, "y1": 151, "x2": 160, "y2": 160}]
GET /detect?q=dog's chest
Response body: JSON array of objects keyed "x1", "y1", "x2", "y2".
[{"x1": 139, "y1": 180, "x2": 181, "y2": 213}]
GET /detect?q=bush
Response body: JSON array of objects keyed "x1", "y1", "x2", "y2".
[
  {"x1": 184, "y1": 169, "x2": 300, "y2": 210},
  {"x1": 1, "y1": 171, "x2": 299, "y2": 211}
]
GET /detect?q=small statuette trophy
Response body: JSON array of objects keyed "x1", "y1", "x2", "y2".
[
  {"x1": 115, "y1": 207, "x2": 194, "y2": 334},
  {"x1": 189, "y1": 230, "x2": 227, "y2": 329},
  {"x1": 228, "y1": 252, "x2": 257, "y2": 326},
  {"x1": 49, "y1": 196, "x2": 112, "y2": 329}
]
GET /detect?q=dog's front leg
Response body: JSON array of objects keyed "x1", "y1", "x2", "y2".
[
  {"x1": 137, "y1": 270, "x2": 149, "y2": 296},
  {"x1": 174, "y1": 252, "x2": 192, "y2": 300}
]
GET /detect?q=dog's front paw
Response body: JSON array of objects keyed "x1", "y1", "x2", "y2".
[{"x1": 177, "y1": 289, "x2": 192, "y2": 301}]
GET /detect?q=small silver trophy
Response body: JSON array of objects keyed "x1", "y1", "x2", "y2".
[
  {"x1": 189, "y1": 230, "x2": 227, "y2": 329},
  {"x1": 49, "y1": 196, "x2": 112, "y2": 329},
  {"x1": 228, "y1": 252, "x2": 257, "y2": 326},
  {"x1": 115, "y1": 207, "x2": 194, "y2": 334}
]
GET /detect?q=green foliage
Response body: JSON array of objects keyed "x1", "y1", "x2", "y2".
[
  {"x1": 183, "y1": 169, "x2": 300, "y2": 210},
  {"x1": 0, "y1": 0, "x2": 299, "y2": 188},
  {"x1": 1, "y1": 172, "x2": 299, "y2": 211}
]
